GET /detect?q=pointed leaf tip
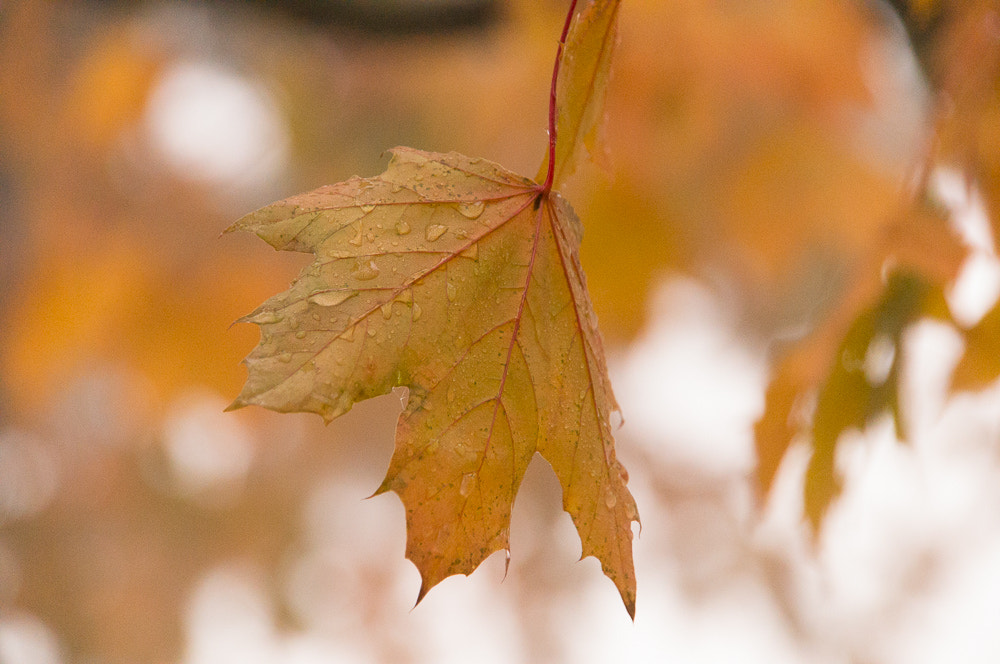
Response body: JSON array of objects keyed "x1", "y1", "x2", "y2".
[{"x1": 223, "y1": 398, "x2": 245, "y2": 413}]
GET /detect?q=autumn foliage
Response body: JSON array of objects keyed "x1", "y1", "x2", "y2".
[{"x1": 5, "y1": 0, "x2": 1000, "y2": 661}]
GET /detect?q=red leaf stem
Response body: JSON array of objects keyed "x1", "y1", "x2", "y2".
[{"x1": 542, "y1": 0, "x2": 580, "y2": 195}]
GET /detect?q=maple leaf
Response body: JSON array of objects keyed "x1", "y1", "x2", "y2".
[
  {"x1": 228, "y1": 147, "x2": 637, "y2": 616},
  {"x1": 227, "y1": 0, "x2": 636, "y2": 619}
]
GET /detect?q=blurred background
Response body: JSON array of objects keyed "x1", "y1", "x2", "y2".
[{"x1": 3, "y1": 0, "x2": 1000, "y2": 662}]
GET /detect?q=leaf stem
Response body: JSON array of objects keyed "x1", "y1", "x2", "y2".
[{"x1": 542, "y1": 0, "x2": 580, "y2": 194}]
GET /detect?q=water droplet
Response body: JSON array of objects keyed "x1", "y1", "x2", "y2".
[
  {"x1": 367, "y1": 328, "x2": 377, "y2": 337},
  {"x1": 460, "y1": 243, "x2": 478, "y2": 260},
  {"x1": 457, "y1": 200, "x2": 485, "y2": 219},
  {"x1": 248, "y1": 311, "x2": 283, "y2": 325},
  {"x1": 352, "y1": 259, "x2": 380, "y2": 281},
  {"x1": 308, "y1": 290, "x2": 356, "y2": 307},
  {"x1": 278, "y1": 352, "x2": 293, "y2": 363},
  {"x1": 381, "y1": 302, "x2": 394, "y2": 319},
  {"x1": 411, "y1": 302, "x2": 422, "y2": 321},
  {"x1": 349, "y1": 222, "x2": 363, "y2": 247},
  {"x1": 295, "y1": 330, "x2": 307, "y2": 339},
  {"x1": 339, "y1": 326, "x2": 355, "y2": 341},
  {"x1": 288, "y1": 317, "x2": 299, "y2": 330},
  {"x1": 425, "y1": 224, "x2": 448, "y2": 242},
  {"x1": 395, "y1": 289, "x2": 412, "y2": 305},
  {"x1": 446, "y1": 281, "x2": 458, "y2": 302},
  {"x1": 459, "y1": 473, "x2": 476, "y2": 497},
  {"x1": 395, "y1": 221, "x2": 411, "y2": 235},
  {"x1": 312, "y1": 313, "x2": 321, "y2": 321},
  {"x1": 359, "y1": 203, "x2": 376, "y2": 213},
  {"x1": 604, "y1": 488, "x2": 617, "y2": 508}
]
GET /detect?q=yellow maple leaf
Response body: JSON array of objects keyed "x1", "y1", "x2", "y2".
[{"x1": 229, "y1": 147, "x2": 637, "y2": 615}]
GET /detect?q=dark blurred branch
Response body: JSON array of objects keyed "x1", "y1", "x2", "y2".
[
  {"x1": 89, "y1": 0, "x2": 502, "y2": 35},
  {"x1": 262, "y1": 0, "x2": 501, "y2": 34}
]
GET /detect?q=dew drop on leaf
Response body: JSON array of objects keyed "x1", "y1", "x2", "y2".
[
  {"x1": 395, "y1": 221, "x2": 411, "y2": 235},
  {"x1": 411, "y1": 302, "x2": 422, "y2": 321},
  {"x1": 352, "y1": 259, "x2": 380, "y2": 281},
  {"x1": 339, "y1": 326, "x2": 355, "y2": 341},
  {"x1": 248, "y1": 310, "x2": 283, "y2": 324},
  {"x1": 425, "y1": 224, "x2": 448, "y2": 241},
  {"x1": 381, "y1": 302, "x2": 394, "y2": 319},
  {"x1": 457, "y1": 200, "x2": 485, "y2": 219},
  {"x1": 459, "y1": 473, "x2": 476, "y2": 497},
  {"x1": 360, "y1": 203, "x2": 376, "y2": 213},
  {"x1": 278, "y1": 352, "x2": 293, "y2": 363},
  {"x1": 308, "y1": 290, "x2": 356, "y2": 307},
  {"x1": 295, "y1": 330, "x2": 306, "y2": 339},
  {"x1": 604, "y1": 488, "x2": 617, "y2": 508},
  {"x1": 349, "y1": 223, "x2": 363, "y2": 247}
]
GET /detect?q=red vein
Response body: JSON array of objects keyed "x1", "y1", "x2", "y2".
[{"x1": 470, "y1": 196, "x2": 547, "y2": 506}]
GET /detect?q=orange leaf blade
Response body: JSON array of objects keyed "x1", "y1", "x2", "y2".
[{"x1": 230, "y1": 148, "x2": 637, "y2": 616}]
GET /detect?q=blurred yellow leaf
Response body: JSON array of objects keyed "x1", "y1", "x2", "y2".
[
  {"x1": 952, "y1": 300, "x2": 1000, "y2": 391},
  {"x1": 755, "y1": 209, "x2": 965, "y2": 527},
  {"x1": 65, "y1": 30, "x2": 161, "y2": 148}
]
